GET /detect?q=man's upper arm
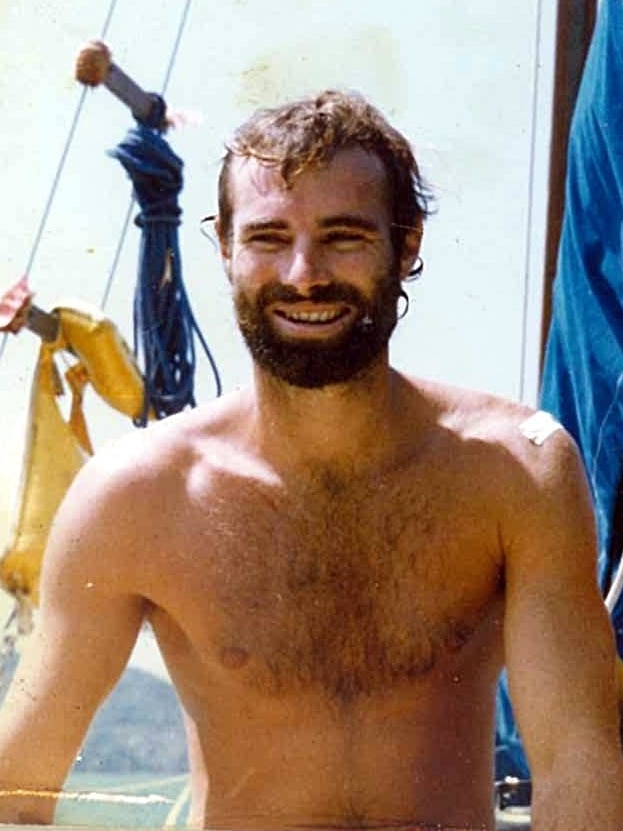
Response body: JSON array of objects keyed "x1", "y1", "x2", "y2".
[
  {"x1": 0, "y1": 454, "x2": 146, "y2": 821},
  {"x1": 503, "y1": 426, "x2": 620, "y2": 776}
]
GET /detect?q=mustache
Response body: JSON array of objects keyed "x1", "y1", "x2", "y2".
[{"x1": 256, "y1": 282, "x2": 366, "y2": 307}]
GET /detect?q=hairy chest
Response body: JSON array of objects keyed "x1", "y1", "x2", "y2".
[{"x1": 156, "y1": 471, "x2": 504, "y2": 703}]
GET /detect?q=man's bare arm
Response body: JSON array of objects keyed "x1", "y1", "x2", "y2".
[
  {"x1": 504, "y1": 427, "x2": 623, "y2": 831},
  {"x1": 0, "y1": 453, "x2": 147, "y2": 824}
]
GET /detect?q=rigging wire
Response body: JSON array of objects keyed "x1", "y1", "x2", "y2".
[
  {"x1": 0, "y1": 0, "x2": 123, "y2": 669},
  {"x1": 518, "y1": 0, "x2": 545, "y2": 405},
  {"x1": 0, "y1": 1, "x2": 120, "y2": 371},
  {"x1": 3, "y1": 0, "x2": 218, "y2": 401},
  {"x1": 23, "y1": 87, "x2": 89, "y2": 281},
  {"x1": 23, "y1": 0, "x2": 120, "y2": 284},
  {"x1": 100, "y1": 0, "x2": 194, "y2": 310},
  {"x1": 101, "y1": 0, "x2": 222, "y2": 403}
]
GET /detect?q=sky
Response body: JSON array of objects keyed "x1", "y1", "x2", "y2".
[{"x1": 0, "y1": 0, "x2": 557, "y2": 673}]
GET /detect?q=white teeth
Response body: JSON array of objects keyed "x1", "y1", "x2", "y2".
[{"x1": 286, "y1": 309, "x2": 341, "y2": 323}]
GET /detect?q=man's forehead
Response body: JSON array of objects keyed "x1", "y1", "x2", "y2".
[
  {"x1": 228, "y1": 156, "x2": 287, "y2": 197},
  {"x1": 227, "y1": 149, "x2": 390, "y2": 219}
]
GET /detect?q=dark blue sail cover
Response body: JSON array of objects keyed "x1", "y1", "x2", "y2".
[
  {"x1": 540, "y1": 0, "x2": 623, "y2": 653},
  {"x1": 496, "y1": 0, "x2": 623, "y2": 778}
]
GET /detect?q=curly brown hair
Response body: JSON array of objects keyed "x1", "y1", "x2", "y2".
[{"x1": 217, "y1": 89, "x2": 434, "y2": 259}]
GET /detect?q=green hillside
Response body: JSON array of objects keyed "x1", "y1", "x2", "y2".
[
  {"x1": 75, "y1": 666, "x2": 189, "y2": 774},
  {"x1": 0, "y1": 657, "x2": 189, "y2": 774}
]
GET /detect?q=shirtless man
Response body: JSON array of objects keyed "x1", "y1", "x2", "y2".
[{"x1": 0, "y1": 90, "x2": 622, "y2": 831}]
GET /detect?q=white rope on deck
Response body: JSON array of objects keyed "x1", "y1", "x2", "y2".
[
  {"x1": 605, "y1": 555, "x2": 623, "y2": 613},
  {"x1": 0, "y1": 788, "x2": 173, "y2": 806}
]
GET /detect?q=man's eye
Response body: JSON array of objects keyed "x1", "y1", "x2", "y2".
[
  {"x1": 324, "y1": 231, "x2": 367, "y2": 248},
  {"x1": 246, "y1": 234, "x2": 289, "y2": 249}
]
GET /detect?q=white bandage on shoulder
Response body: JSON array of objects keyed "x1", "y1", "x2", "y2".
[{"x1": 519, "y1": 410, "x2": 563, "y2": 446}]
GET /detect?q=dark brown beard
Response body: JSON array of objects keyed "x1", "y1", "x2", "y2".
[{"x1": 234, "y1": 277, "x2": 401, "y2": 388}]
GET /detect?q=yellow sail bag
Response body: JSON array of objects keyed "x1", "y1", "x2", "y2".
[
  {"x1": 1, "y1": 302, "x2": 147, "y2": 603},
  {"x1": 1, "y1": 345, "x2": 89, "y2": 604}
]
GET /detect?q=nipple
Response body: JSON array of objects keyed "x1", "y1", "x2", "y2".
[{"x1": 220, "y1": 645, "x2": 250, "y2": 669}]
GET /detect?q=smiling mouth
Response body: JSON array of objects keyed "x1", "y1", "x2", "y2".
[{"x1": 276, "y1": 308, "x2": 349, "y2": 324}]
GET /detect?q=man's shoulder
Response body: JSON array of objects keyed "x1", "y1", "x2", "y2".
[
  {"x1": 408, "y1": 375, "x2": 575, "y2": 472},
  {"x1": 62, "y1": 389, "x2": 253, "y2": 519},
  {"x1": 409, "y1": 376, "x2": 530, "y2": 432},
  {"x1": 45, "y1": 392, "x2": 254, "y2": 575},
  {"x1": 91, "y1": 389, "x2": 250, "y2": 472}
]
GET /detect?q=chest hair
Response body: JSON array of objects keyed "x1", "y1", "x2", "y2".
[{"x1": 210, "y1": 470, "x2": 490, "y2": 704}]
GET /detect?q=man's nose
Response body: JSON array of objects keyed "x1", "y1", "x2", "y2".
[{"x1": 284, "y1": 243, "x2": 329, "y2": 293}]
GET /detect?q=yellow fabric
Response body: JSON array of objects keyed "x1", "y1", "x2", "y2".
[
  {"x1": 1, "y1": 345, "x2": 90, "y2": 603},
  {"x1": 52, "y1": 301, "x2": 146, "y2": 420},
  {"x1": 65, "y1": 361, "x2": 94, "y2": 455},
  {"x1": 1, "y1": 301, "x2": 148, "y2": 603}
]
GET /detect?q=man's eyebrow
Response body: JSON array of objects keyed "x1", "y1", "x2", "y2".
[
  {"x1": 240, "y1": 219, "x2": 290, "y2": 234},
  {"x1": 317, "y1": 214, "x2": 381, "y2": 232},
  {"x1": 239, "y1": 215, "x2": 381, "y2": 235}
]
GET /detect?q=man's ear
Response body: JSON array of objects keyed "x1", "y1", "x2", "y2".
[
  {"x1": 215, "y1": 217, "x2": 233, "y2": 281},
  {"x1": 399, "y1": 217, "x2": 423, "y2": 280},
  {"x1": 215, "y1": 217, "x2": 230, "y2": 257}
]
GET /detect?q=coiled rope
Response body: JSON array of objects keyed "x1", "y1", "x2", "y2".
[
  {"x1": 100, "y1": 0, "x2": 193, "y2": 310},
  {"x1": 2, "y1": 0, "x2": 221, "y2": 409}
]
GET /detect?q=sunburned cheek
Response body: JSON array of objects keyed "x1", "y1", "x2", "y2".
[
  {"x1": 326, "y1": 250, "x2": 387, "y2": 277},
  {"x1": 230, "y1": 246, "x2": 275, "y2": 275}
]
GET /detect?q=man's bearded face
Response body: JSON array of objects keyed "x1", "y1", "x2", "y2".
[{"x1": 234, "y1": 274, "x2": 401, "y2": 389}]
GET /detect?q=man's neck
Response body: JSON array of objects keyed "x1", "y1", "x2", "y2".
[{"x1": 246, "y1": 361, "x2": 409, "y2": 474}]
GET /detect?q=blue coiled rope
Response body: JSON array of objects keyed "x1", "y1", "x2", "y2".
[{"x1": 110, "y1": 123, "x2": 221, "y2": 424}]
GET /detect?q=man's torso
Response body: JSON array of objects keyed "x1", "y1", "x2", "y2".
[{"x1": 120, "y1": 382, "x2": 524, "y2": 829}]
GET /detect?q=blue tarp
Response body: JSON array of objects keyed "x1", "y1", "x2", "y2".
[
  {"x1": 542, "y1": 0, "x2": 623, "y2": 614},
  {"x1": 496, "y1": 0, "x2": 623, "y2": 778}
]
